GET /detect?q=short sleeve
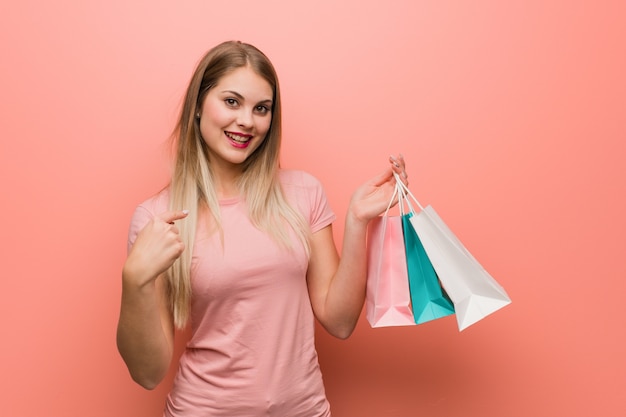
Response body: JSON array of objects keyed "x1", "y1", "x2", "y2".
[
  {"x1": 126, "y1": 189, "x2": 170, "y2": 253},
  {"x1": 279, "y1": 170, "x2": 336, "y2": 233}
]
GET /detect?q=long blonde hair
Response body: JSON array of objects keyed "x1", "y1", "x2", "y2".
[{"x1": 167, "y1": 41, "x2": 310, "y2": 328}]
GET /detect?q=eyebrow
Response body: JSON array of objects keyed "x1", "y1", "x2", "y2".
[{"x1": 222, "y1": 90, "x2": 273, "y2": 105}]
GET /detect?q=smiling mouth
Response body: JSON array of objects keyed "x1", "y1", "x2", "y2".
[{"x1": 225, "y1": 131, "x2": 252, "y2": 144}]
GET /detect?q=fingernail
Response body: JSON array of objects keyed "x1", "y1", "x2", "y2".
[{"x1": 182, "y1": 209, "x2": 189, "y2": 215}]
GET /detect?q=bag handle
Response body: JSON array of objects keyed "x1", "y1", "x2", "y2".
[
  {"x1": 395, "y1": 173, "x2": 471, "y2": 261},
  {"x1": 382, "y1": 179, "x2": 400, "y2": 218},
  {"x1": 394, "y1": 173, "x2": 425, "y2": 214},
  {"x1": 372, "y1": 178, "x2": 400, "y2": 255},
  {"x1": 397, "y1": 179, "x2": 408, "y2": 216}
]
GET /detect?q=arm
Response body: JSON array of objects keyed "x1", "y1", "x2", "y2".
[
  {"x1": 307, "y1": 155, "x2": 407, "y2": 339},
  {"x1": 116, "y1": 210, "x2": 188, "y2": 389}
]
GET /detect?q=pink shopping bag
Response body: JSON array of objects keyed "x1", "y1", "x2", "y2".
[{"x1": 366, "y1": 186, "x2": 415, "y2": 327}]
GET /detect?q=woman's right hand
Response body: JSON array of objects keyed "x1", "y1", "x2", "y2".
[{"x1": 123, "y1": 210, "x2": 189, "y2": 287}]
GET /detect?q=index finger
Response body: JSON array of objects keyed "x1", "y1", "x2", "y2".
[
  {"x1": 389, "y1": 154, "x2": 408, "y2": 181},
  {"x1": 156, "y1": 210, "x2": 189, "y2": 224}
]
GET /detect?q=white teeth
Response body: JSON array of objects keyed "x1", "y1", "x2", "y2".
[{"x1": 225, "y1": 132, "x2": 249, "y2": 143}]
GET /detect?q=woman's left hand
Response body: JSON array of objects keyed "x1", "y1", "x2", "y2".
[{"x1": 348, "y1": 154, "x2": 408, "y2": 224}]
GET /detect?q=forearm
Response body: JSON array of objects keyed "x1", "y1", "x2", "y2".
[
  {"x1": 116, "y1": 273, "x2": 174, "y2": 390},
  {"x1": 321, "y1": 212, "x2": 369, "y2": 338},
  {"x1": 311, "y1": 156, "x2": 407, "y2": 338}
]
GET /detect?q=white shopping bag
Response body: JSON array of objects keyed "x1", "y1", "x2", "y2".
[{"x1": 396, "y1": 175, "x2": 511, "y2": 331}]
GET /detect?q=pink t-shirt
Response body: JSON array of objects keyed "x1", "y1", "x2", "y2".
[{"x1": 128, "y1": 170, "x2": 336, "y2": 417}]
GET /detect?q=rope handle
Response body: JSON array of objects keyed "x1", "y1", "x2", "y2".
[
  {"x1": 393, "y1": 172, "x2": 425, "y2": 215},
  {"x1": 382, "y1": 179, "x2": 400, "y2": 218}
]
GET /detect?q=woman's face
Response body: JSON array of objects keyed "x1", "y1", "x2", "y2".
[{"x1": 198, "y1": 66, "x2": 273, "y2": 173}]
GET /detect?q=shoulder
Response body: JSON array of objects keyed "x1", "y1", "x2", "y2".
[
  {"x1": 127, "y1": 188, "x2": 170, "y2": 251},
  {"x1": 278, "y1": 169, "x2": 324, "y2": 190},
  {"x1": 135, "y1": 187, "x2": 170, "y2": 216},
  {"x1": 278, "y1": 169, "x2": 335, "y2": 230}
]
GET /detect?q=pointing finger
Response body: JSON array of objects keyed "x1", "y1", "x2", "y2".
[{"x1": 157, "y1": 210, "x2": 189, "y2": 225}]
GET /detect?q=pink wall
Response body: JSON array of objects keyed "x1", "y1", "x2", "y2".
[{"x1": 2, "y1": 1, "x2": 625, "y2": 416}]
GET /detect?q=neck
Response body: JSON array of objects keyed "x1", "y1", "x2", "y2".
[
  {"x1": 211, "y1": 164, "x2": 243, "y2": 200},
  {"x1": 215, "y1": 182, "x2": 240, "y2": 199}
]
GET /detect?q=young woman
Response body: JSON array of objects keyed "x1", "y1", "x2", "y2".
[{"x1": 117, "y1": 40, "x2": 408, "y2": 416}]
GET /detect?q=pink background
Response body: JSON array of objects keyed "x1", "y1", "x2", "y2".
[{"x1": 2, "y1": 1, "x2": 625, "y2": 416}]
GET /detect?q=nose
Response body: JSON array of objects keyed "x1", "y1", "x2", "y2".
[{"x1": 237, "y1": 109, "x2": 253, "y2": 129}]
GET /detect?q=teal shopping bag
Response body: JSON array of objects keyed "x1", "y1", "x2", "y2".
[{"x1": 402, "y1": 211, "x2": 455, "y2": 324}]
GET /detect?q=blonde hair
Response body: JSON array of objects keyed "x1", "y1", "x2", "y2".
[{"x1": 167, "y1": 41, "x2": 310, "y2": 328}]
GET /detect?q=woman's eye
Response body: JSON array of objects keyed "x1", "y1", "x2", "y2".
[
  {"x1": 255, "y1": 105, "x2": 270, "y2": 114},
  {"x1": 225, "y1": 98, "x2": 238, "y2": 106}
]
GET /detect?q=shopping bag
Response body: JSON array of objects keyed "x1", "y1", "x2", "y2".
[
  {"x1": 399, "y1": 186, "x2": 455, "y2": 325},
  {"x1": 396, "y1": 175, "x2": 511, "y2": 331},
  {"x1": 365, "y1": 184, "x2": 415, "y2": 327}
]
